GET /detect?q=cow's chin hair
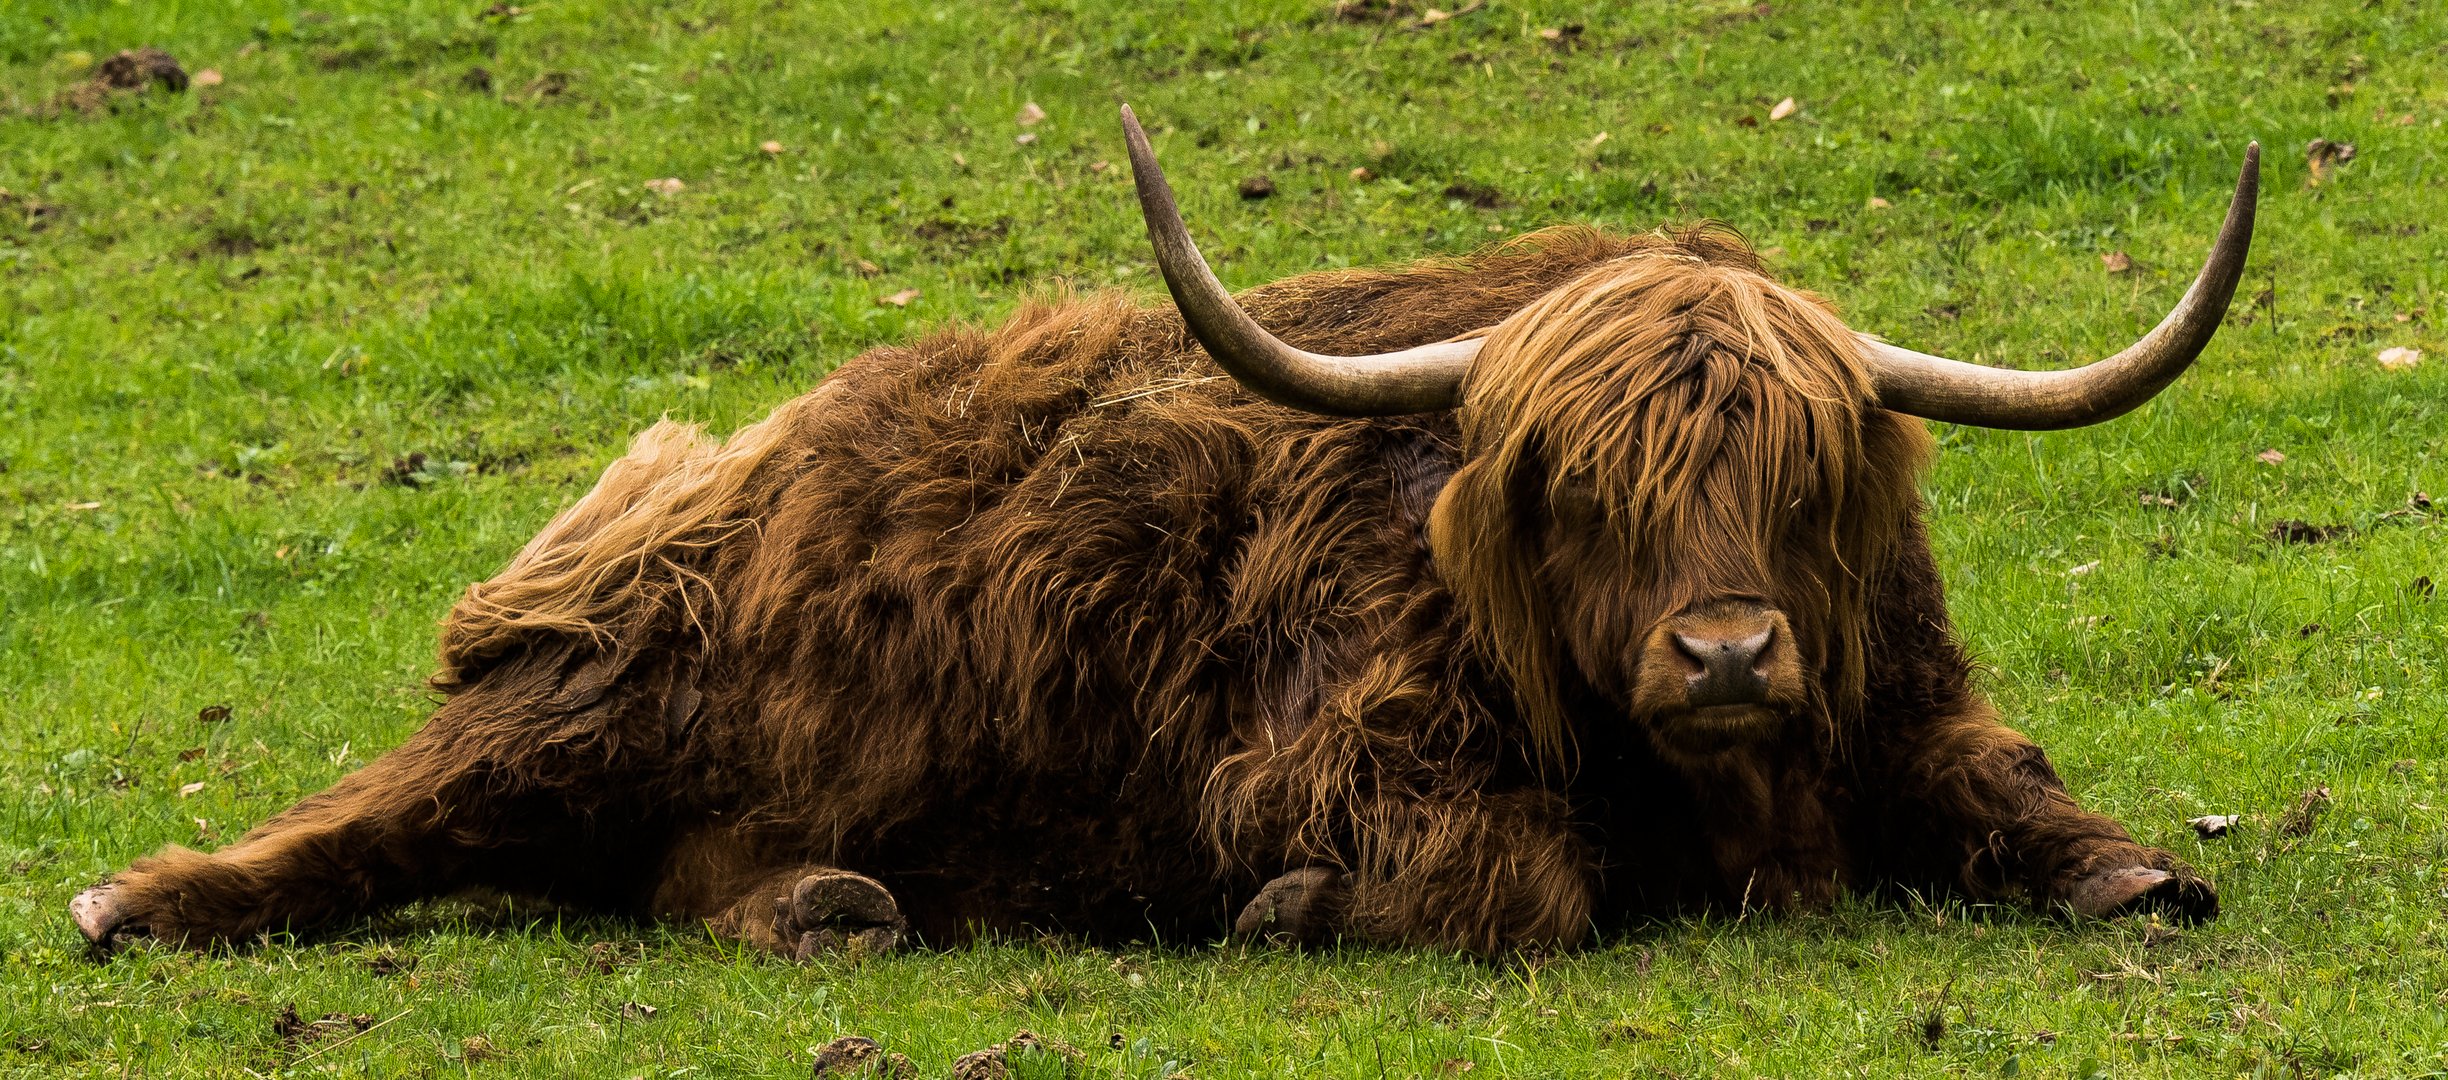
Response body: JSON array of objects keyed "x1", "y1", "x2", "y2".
[{"x1": 1641, "y1": 703, "x2": 1789, "y2": 762}]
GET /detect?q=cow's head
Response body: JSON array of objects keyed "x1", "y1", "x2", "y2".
[{"x1": 1120, "y1": 106, "x2": 2257, "y2": 767}]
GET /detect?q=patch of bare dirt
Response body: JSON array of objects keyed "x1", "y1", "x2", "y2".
[{"x1": 43, "y1": 48, "x2": 189, "y2": 116}]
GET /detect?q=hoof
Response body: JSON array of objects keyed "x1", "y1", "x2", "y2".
[
  {"x1": 782, "y1": 871, "x2": 906, "y2": 959},
  {"x1": 1234, "y1": 867, "x2": 1347, "y2": 945},
  {"x1": 2067, "y1": 865, "x2": 2218, "y2": 923},
  {"x1": 70, "y1": 884, "x2": 140, "y2": 955}
]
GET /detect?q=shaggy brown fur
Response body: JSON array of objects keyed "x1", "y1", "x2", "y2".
[{"x1": 74, "y1": 226, "x2": 2213, "y2": 958}]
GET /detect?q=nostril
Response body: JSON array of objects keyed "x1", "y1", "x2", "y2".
[
  {"x1": 1736, "y1": 626, "x2": 1775, "y2": 673},
  {"x1": 1669, "y1": 633, "x2": 1710, "y2": 675}
]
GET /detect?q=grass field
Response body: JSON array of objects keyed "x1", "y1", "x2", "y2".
[{"x1": 4, "y1": 0, "x2": 2446, "y2": 1075}]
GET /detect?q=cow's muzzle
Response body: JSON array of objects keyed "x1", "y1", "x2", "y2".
[{"x1": 1631, "y1": 600, "x2": 1806, "y2": 753}]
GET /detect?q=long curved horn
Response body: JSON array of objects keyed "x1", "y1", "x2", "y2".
[
  {"x1": 1121, "y1": 104, "x2": 1477, "y2": 416},
  {"x1": 1863, "y1": 142, "x2": 2260, "y2": 430}
]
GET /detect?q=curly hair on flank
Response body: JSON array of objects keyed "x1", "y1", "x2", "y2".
[{"x1": 72, "y1": 223, "x2": 2217, "y2": 962}]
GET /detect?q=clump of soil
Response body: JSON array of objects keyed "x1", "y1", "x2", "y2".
[
  {"x1": 951, "y1": 1031, "x2": 1085, "y2": 1080},
  {"x1": 811, "y1": 1035, "x2": 915, "y2": 1078},
  {"x1": 271, "y1": 1005, "x2": 373, "y2": 1049},
  {"x1": 48, "y1": 48, "x2": 190, "y2": 116}
]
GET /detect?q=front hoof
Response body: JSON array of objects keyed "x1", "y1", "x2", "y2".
[
  {"x1": 784, "y1": 871, "x2": 906, "y2": 959},
  {"x1": 2067, "y1": 865, "x2": 2218, "y2": 923},
  {"x1": 1234, "y1": 867, "x2": 1347, "y2": 945},
  {"x1": 70, "y1": 884, "x2": 144, "y2": 956}
]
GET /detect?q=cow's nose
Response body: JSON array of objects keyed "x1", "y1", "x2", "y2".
[{"x1": 1674, "y1": 626, "x2": 1775, "y2": 708}]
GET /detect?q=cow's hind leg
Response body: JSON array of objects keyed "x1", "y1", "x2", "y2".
[{"x1": 72, "y1": 645, "x2": 690, "y2": 953}]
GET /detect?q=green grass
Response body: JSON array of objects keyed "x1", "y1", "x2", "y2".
[{"x1": 4, "y1": 0, "x2": 2445, "y2": 1075}]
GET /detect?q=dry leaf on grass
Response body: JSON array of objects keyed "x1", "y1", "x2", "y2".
[
  {"x1": 2376, "y1": 346, "x2": 2421, "y2": 370},
  {"x1": 877, "y1": 289, "x2": 920, "y2": 307},
  {"x1": 1769, "y1": 96, "x2": 1797, "y2": 120},
  {"x1": 644, "y1": 177, "x2": 684, "y2": 195},
  {"x1": 193, "y1": 68, "x2": 223, "y2": 87},
  {"x1": 1867, "y1": 196, "x2": 1892, "y2": 210},
  {"x1": 1016, "y1": 101, "x2": 1046, "y2": 127},
  {"x1": 2100, "y1": 251, "x2": 2133, "y2": 273},
  {"x1": 759, "y1": 140, "x2": 783, "y2": 155},
  {"x1": 179, "y1": 782, "x2": 206, "y2": 798},
  {"x1": 1238, "y1": 175, "x2": 1275, "y2": 200},
  {"x1": 2256, "y1": 448, "x2": 2286, "y2": 465}
]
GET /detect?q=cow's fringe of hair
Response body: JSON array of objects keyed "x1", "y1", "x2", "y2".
[{"x1": 1431, "y1": 234, "x2": 1928, "y2": 763}]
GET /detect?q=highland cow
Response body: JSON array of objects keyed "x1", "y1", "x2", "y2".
[{"x1": 71, "y1": 113, "x2": 2260, "y2": 958}]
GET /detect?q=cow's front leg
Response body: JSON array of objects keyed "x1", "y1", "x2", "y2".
[
  {"x1": 1237, "y1": 790, "x2": 1594, "y2": 955},
  {"x1": 1869, "y1": 702, "x2": 2215, "y2": 922},
  {"x1": 695, "y1": 866, "x2": 908, "y2": 960}
]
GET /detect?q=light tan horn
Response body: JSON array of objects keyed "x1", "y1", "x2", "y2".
[
  {"x1": 1121, "y1": 104, "x2": 1478, "y2": 416},
  {"x1": 1862, "y1": 142, "x2": 2260, "y2": 430}
]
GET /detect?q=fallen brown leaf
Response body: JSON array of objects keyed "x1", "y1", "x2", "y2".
[
  {"x1": 1016, "y1": 101, "x2": 1047, "y2": 127},
  {"x1": 198, "y1": 704, "x2": 232, "y2": 723},
  {"x1": 179, "y1": 782, "x2": 206, "y2": 798},
  {"x1": 1769, "y1": 96, "x2": 1797, "y2": 121},
  {"x1": 759, "y1": 139, "x2": 784, "y2": 155},
  {"x1": 2256, "y1": 448, "x2": 2286, "y2": 465},
  {"x1": 2376, "y1": 346, "x2": 2421, "y2": 370},
  {"x1": 193, "y1": 68, "x2": 223, "y2": 88},
  {"x1": 2101, "y1": 251, "x2": 2133, "y2": 273},
  {"x1": 877, "y1": 289, "x2": 920, "y2": 307},
  {"x1": 644, "y1": 177, "x2": 684, "y2": 196},
  {"x1": 1348, "y1": 166, "x2": 1375, "y2": 182},
  {"x1": 1868, "y1": 196, "x2": 1893, "y2": 210}
]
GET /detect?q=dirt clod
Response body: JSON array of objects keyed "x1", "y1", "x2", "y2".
[
  {"x1": 811, "y1": 1035, "x2": 914, "y2": 1078},
  {"x1": 2278, "y1": 786, "x2": 2331, "y2": 838},
  {"x1": 272, "y1": 1005, "x2": 373, "y2": 1049},
  {"x1": 1238, "y1": 175, "x2": 1275, "y2": 200},
  {"x1": 1442, "y1": 180, "x2": 1504, "y2": 208},
  {"x1": 950, "y1": 1031, "x2": 1084, "y2": 1080},
  {"x1": 2267, "y1": 519, "x2": 2349, "y2": 545},
  {"x1": 96, "y1": 48, "x2": 189, "y2": 92}
]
